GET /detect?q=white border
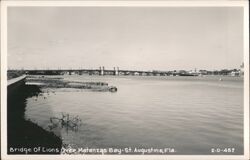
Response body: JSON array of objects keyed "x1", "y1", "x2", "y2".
[{"x1": 1, "y1": 1, "x2": 249, "y2": 160}]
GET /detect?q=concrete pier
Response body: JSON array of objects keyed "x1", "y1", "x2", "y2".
[{"x1": 7, "y1": 75, "x2": 26, "y2": 95}]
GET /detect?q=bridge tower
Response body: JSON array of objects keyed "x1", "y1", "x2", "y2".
[
  {"x1": 99, "y1": 66, "x2": 104, "y2": 76},
  {"x1": 117, "y1": 67, "x2": 119, "y2": 75},
  {"x1": 115, "y1": 67, "x2": 119, "y2": 75},
  {"x1": 113, "y1": 67, "x2": 119, "y2": 76},
  {"x1": 101, "y1": 66, "x2": 105, "y2": 75},
  {"x1": 113, "y1": 67, "x2": 116, "y2": 75}
]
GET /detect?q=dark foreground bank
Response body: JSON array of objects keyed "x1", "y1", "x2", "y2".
[{"x1": 7, "y1": 84, "x2": 62, "y2": 154}]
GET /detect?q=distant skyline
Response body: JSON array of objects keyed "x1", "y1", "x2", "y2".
[{"x1": 8, "y1": 7, "x2": 243, "y2": 70}]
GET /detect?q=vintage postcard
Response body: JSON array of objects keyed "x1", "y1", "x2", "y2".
[{"x1": 1, "y1": 1, "x2": 249, "y2": 160}]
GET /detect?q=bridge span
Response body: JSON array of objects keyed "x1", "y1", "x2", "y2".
[{"x1": 11, "y1": 68, "x2": 171, "y2": 76}]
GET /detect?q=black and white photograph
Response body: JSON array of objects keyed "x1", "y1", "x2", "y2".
[{"x1": 1, "y1": 1, "x2": 249, "y2": 160}]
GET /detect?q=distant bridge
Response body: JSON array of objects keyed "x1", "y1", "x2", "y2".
[{"x1": 8, "y1": 67, "x2": 172, "y2": 76}]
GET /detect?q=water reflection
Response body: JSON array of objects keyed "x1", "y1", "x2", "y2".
[{"x1": 25, "y1": 75, "x2": 244, "y2": 155}]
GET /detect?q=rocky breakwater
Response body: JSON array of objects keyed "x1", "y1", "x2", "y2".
[{"x1": 26, "y1": 76, "x2": 118, "y2": 92}]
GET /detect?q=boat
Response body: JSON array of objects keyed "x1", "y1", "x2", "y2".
[{"x1": 109, "y1": 86, "x2": 117, "y2": 92}]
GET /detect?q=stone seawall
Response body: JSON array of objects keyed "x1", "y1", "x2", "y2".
[
  {"x1": 7, "y1": 75, "x2": 26, "y2": 96},
  {"x1": 7, "y1": 75, "x2": 62, "y2": 154}
]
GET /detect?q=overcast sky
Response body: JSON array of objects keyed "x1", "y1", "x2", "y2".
[{"x1": 8, "y1": 7, "x2": 243, "y2": 71}]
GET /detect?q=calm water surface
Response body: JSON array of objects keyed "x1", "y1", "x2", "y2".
[{"x1": 25, "y1": 75, "x2": 243, "y2": 154}]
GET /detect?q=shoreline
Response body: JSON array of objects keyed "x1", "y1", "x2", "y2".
[{"x1": 7, "y1": 83, "x2": 63, "y2": 154}]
